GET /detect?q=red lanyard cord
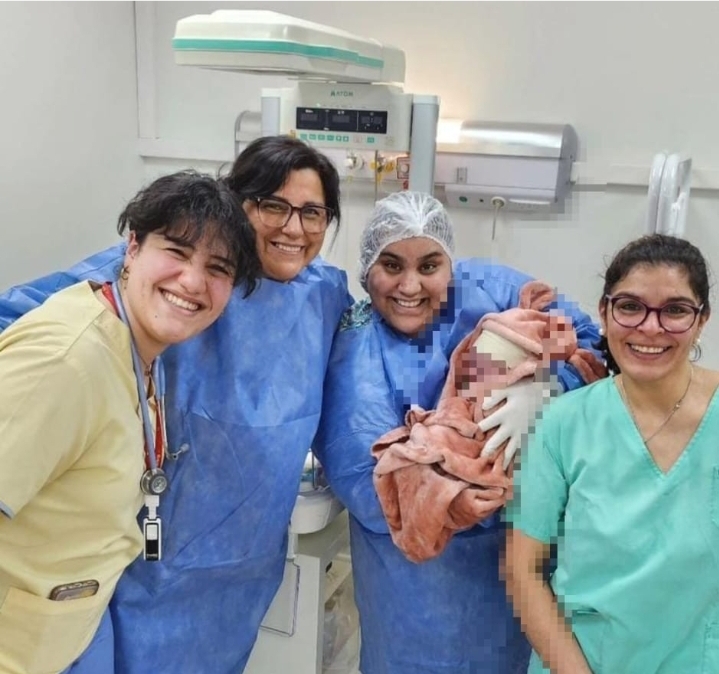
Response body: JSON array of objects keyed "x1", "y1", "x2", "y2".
[{"x1": 101, "y1": 283, "x2": 165, "y2": 469}]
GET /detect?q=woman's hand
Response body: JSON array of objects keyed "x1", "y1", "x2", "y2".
[{"x1": 503, "y1": 529, "x2": 594, "y2": 674}]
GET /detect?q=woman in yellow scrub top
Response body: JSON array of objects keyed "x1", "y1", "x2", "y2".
[
  {"x1": 0, "y1": 171, "x2": 260, "y2": 674},
  {"x1": 505, "y1": 234, "x2": 719, "y2": 674}
]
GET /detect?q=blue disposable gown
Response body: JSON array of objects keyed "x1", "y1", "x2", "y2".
[
  {"x1": 0, "y1": 244, "x2": 352, "y2": 674},
  {"x1": 313, "y1": 259, "x2": 601, "y2": 674}
]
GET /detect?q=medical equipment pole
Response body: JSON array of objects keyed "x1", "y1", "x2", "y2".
[
  {"x1": 646, "y1": 153, "x2": 667, "y2": 234},
  {"x1": 408, "y1": 95, "x2": 440, "y2": 194},
  {"x1": 657, "y1": 154, "x2": 692, "y2": 238},
  {"x1": 670, "y1": 158, "x2": 692, "y2": 238},
  {"x1": 261, "y1": 88, "x2": 282, "y2": 136},
  {"x1": 656, "y1": 154, "x2": 679, "y2": 236}
]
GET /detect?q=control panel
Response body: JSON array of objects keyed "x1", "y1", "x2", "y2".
[{"x1": 277, "y1": 82, "x2": 413, "y2": 152}]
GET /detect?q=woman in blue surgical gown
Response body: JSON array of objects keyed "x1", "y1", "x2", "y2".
[
  {"x1": 505, "y1": 234, "x2": 719, "y2": 674},
  {"x1": 0, "y1": 136, "x2": 352, "y2": 674},
  {"x1": 313, "y1": 191, "x2": 602, "y2": 674}
]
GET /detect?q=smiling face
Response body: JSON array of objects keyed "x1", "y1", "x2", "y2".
[
  {"x1": 366, "y1": 237, "x2": 453, "y2": 338},
  {"x1": 243, "y1": 168, "x2": 327, "y2": 282},
  {"x1": 599, "y1": 263, "x2": 707, "y2": 384},
  {"x1": 121, "y1": 230, "x2": 235, "y2": 363}
]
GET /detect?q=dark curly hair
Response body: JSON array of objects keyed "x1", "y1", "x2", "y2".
[{"x1": 117, "y1": 170, "x2": 261, "y2": 296}]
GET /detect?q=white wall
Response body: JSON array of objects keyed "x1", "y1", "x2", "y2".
[
  {"x1": 3, "y1": 2, "x2": 719, "y2": 363},
  {"x1": 0, "y1": 1, "x2": 143, "y2": 290},
  {"x1": 140, "y1": 0, "x2": 719, "y2": 366}
]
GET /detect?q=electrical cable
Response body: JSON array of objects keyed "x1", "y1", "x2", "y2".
[{"x1": 490, "y1": 196, "x2": 506, "y2": 241}]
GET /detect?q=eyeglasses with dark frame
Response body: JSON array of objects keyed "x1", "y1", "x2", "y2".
[
  {"x1": 250, "y1": 196, "x2": 334, "y2": 234},
  {"x1": 605, "y1": 294, "x2": 704, "y2": 334}
]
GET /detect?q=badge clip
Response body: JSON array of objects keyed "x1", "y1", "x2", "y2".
[{"x1": 143, "y1": 517, "x2": 162, "y2": 562}]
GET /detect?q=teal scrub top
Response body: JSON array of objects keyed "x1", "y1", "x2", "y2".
[{"x1": 507, "y1": 376, "x2": 719, "y2": 674}]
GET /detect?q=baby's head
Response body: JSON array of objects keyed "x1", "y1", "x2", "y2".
[{"x1": 455, "y1": 350, "x2": 508, "y2": 402}]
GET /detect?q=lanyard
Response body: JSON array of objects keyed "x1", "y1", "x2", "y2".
[
  {"x1": 102, "y1": 283, "x2": 166, "y2": 471},
  {"x1": 102, "y1": 282, "x2": 168, "y2": 562}
]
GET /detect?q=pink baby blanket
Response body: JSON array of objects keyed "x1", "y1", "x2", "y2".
[{"x1": 371, "y1": 281, "x2": 606, "y2": 563}]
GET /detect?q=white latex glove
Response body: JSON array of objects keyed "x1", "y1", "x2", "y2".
[{"x1": 478, "y1": 379, "x2": 551, "y2": 469}]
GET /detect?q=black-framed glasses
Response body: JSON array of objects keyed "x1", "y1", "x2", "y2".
[
  {"x1": 251, "y1": 196, "x2": 333, "y2": 234},
  {"x1": 605, "y1": 294, "x2": 704, "y2": 333}
]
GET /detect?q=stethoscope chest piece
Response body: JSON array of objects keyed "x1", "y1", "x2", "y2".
[{"x1": 140, "y1": 467, "x2": 169, "y2": 496}]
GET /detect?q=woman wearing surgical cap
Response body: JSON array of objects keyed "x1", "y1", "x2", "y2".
[
  {"x1": 313, "y1": 191, "x2": 601, "y2": 674},
  {"x1": 0, "y1": 136, "x2": 352, "y2": 674}
]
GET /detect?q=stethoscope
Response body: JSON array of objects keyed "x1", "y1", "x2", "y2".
[
  {"x1": 110, "y1": 281, "x2": 168, "y2": 561},
  {"x1": 110, "y1": 283, "x2": 169, "y2": 499}
]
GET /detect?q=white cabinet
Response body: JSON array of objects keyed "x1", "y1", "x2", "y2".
[{"x1": 245, "y1": 511, "x2": 360, "y2": 674}]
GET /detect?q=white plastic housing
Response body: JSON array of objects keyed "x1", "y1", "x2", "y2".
[
  {"x1": 173, "y1": 10, "x2": 406, "y2": 85},
  {"x1": 290, "y1": 489, "x2": 345, "y2": 535}
]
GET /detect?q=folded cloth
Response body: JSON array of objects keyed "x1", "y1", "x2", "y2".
[{"x1": 371, "y1": 281, "x2": 606, "y2": 563}]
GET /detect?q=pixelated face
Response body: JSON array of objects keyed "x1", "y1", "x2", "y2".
[
  {"x1": 456, "y1": 350, "x2": 507, "y2": 401},
  {"x1": 599, "y1": 263, "x2": 706, "y2": 383},
  {"x1": 243, "y1": 168, "x2": 327, "y2": 282},
  {"x1": 366, "y1": 237, "x2": 452, "y2": 337}
]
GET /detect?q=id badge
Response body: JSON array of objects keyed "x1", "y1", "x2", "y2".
[{"x1": 143, "y1": 517, "x2": 162, "y2": 562}]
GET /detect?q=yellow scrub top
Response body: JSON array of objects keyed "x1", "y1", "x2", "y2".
[
  {"x1": 507, "y1": 377, "x2": 719, "y2": 674},
  {"x1": 0, "y1": 282, "x2": 144, "y2": 674}
]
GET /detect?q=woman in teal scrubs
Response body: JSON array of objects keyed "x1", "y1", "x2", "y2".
[{"x1": 505, "y1": 234, "x2": 719, "y2": 674}]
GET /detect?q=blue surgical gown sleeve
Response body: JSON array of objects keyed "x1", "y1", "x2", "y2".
[
  {"x1": 313, "y1": 309, "x2": 395, "y2": 534},
  {"x1": 0, "y1": 245, "x2": 125, "y2": 330}
]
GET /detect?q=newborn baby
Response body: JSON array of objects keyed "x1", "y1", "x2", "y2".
[{"x1": 371, "y1": 281, "x2": 605, "y2": 563}]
